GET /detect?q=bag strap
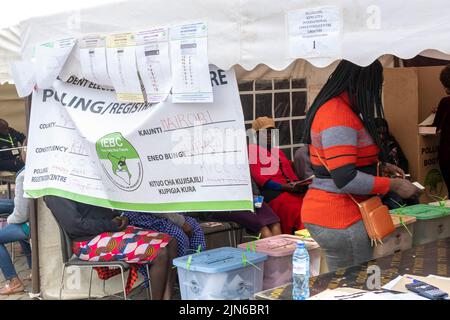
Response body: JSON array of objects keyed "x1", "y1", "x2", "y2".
[{"x1": 312, "y1": 147, "x2": 361, "y2": 207}]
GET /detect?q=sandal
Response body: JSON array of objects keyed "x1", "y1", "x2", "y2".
[{"x1": 0, "y1": 280, "x2": 25, "y2": 295}]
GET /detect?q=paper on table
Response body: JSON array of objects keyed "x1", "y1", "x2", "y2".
[
  {"x1": 106, "y1": 33, "x2": 144, "y2": 102},
  {"x1": 34, "y1": 38, "x2": 75, "y2": 89},
  {"x1": 79, "y1": 35, "x2": 112, "y2": 87},
  {"x1": 10, "y1": 60, "x2": 35, "y2": 97},
  {"x1": 135, "y1": 27, "x2": 171, "y2": 103},
  {"x1": 418, "y1": 113, "x2": 437, "y2": 135},
  {"x1": 385, "y1": 274, "x2": 450, "y2": 295},
  {"x1": 419, "y1": 113, "x2": 436, "y2": 126},
  {"x1": 309, "y1": 287, "x2": 427, "y2": 300},
  {"x1": 170, "y1": 22, "x2": 212, "y2": 103},
  {"x1": 287, "y1": 6, "x2": 342, "y2": 59}
]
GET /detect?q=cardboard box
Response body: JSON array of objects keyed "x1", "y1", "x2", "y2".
[{"x1": 383, "y1": 66, "x2": 448, "y2": 203}]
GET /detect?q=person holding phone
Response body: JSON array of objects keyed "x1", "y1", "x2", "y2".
[
  {"x1": 301, "y1": 60, "x2": 421, "y2": 271},
  {"x1": 248, "y1": 117, "x2": 307, "y2": 234}
]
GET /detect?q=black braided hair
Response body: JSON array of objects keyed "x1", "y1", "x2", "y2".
[{"x1": 302, "y1": 60, "x2": 385, "y2": 148}]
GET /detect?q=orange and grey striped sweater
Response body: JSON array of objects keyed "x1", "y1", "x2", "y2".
[{"x1": 302, "y1": 92, "x2": 391, "y2": 229}]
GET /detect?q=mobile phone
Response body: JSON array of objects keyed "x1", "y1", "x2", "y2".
[
  {"x1": 253, "y1": 196, "x2": 264, "y2": 208},
  {"x1": 406, "y1": 280, "x2": 448, "y2": 300},
  {"x1": 412, "y1": 181, "x2": 425, "y2": 190}
]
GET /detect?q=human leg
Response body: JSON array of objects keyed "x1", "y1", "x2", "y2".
[
  {"x1": 0, "y1": 224, "x2": 28, "y2": 280},
  {"x1": 147, "y1": 243, "x2": 170, "y2": 300},
  {"x1": 305, "y1": 220, "x2": 372, "y2": 272},
  {"x1": 0, "y1": 224, "x2": 28, "y2": 294},
  {"x1": 268, "y1": 193, "x2": 303, "y2": 234},
  {"x1": 19, "y1": 240, "x2": 32, "y2": 269},
  {"x1": 269, "y1": 222, "x2": 282, "y2": 236},
  {"x1": 0, "y1": 199, "x2": 14, "y2": 214},
  {"x1": 162, "y1": 239, "x2": 178, "y2": 300},
  {"x1": 259, "y1": 226, "x2": 272, "y2": 238}
]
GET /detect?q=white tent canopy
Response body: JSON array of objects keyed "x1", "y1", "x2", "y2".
[
  {"x1": 2, "y1": 0, "x2": 450, "y2": 82},
  {"x1": 0, "y1": 1, "x2": 446, "y2": 80}
]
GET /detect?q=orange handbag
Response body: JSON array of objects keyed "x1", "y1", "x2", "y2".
[{"x1": 314, "y1": 149, "x2": 395, "y2": 246}]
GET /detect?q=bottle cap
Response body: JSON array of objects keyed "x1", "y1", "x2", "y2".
[{"x1": 297, "y1": 240, "x2": 305, "y2": 248}]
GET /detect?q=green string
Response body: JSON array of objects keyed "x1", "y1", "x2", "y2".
[
  {"x1": 241, "y1": 252, "x2": 262, "y2": 271},
  {"x1": 186, "y1": 255, "x2": 193, "y2": 271},
  {"x1": 241, "y1": 252, "x2": 247, "y2": 267}
]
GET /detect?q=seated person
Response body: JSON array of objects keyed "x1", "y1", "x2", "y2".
[
  {"x1": 44, "y1": 196, "x2": 177, "y2": 300},
  {"x1": 0, "y1": 165, "x2": 31, "y2": 295},
  {"x1": 200, "y1": 179, "x2": 281, "y2": 238},
  {"x1": 122, "y1": 211, "x2": 206, "y2": 257},
  {"x1": 248, "y1": 117, "x2": 307, "y2": 234},
  {"x1": 0, "y1": 119, "x2": 26, "y2": 173}
]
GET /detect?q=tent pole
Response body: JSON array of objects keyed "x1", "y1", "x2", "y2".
[{"x1": 25, "y1": 95, "x2": 40, "y2": 297}]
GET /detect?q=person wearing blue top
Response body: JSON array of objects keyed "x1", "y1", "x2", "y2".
[{"x1": 0, "y1": 147, "x2": 31, "y2": 295}]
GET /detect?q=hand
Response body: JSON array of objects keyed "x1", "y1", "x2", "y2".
[
  {"x1": 390, "y1": 178, "x2": 422, "y2": 199},
  {"x1": 292, "y1": 181, "x2": 308, "y2": 193},
  {"x1": 182, "y1": 222, "x2": 193, "y2": 237},
  {"x1": 281, "y1": 183, "x2": 300, "y2": 193},
  {"x1": 113, "y1": 216, "x2": 129, "y2": 231},
  {"x1": 383, "y1": 163, "x2": 405, "y2": 178},
  {"x1": 431, "y1": 106, "x2": 438, "y2": 114}
]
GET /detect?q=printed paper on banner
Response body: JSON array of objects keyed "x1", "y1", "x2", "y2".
[
  {"x1": 135, "y1": 27, "x2": 172, "y2": 103},
  {"x1": 106, "y1": 33, "x2": 144, "y2": 102},
  {"x1": 170, "y1": 22, "x2": 212, "y2": 103},
  {"x1": 80, "y1": 35, "x2": 112, "y2": 87},
  {"x1": 23, "y1": 66, "x2": 253, "y2": 212},
  {"x1": 34, "y1": 37, "x2": 75, "y2": 89},
  {"x1": 10, "y1": 60, "x2": 36, "y2": 97},
  {"x1": 287, "y1": 6, "x2": 342, "y2": 58}
]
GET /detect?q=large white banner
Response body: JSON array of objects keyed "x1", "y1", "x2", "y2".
[{"x1": 24, "y1": 66, "x2": 253, "y2": 212}]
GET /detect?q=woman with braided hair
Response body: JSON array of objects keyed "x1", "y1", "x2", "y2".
[{"x1": 301, "y1": 60, "x2": 421, "y2": 271}]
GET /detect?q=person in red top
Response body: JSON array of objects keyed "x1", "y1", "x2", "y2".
[
  {"x1": 301, "y1": 60, "x2": 421, "y2": 271},
  {"x1": 249, "y1": 117, "x2": 307, "y2": 234}
]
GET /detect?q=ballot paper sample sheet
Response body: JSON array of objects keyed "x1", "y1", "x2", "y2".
[
  {"x1": 135, "y1": 27, "x2": 172, "y2": 103},
  {"x1": 34, "y1": 38, "x2": 75, "y2": 89},
  {"x1": 79, "y1": 35, "x2": 112, "y2": 87},
  {"x1": 24, "y1": 66, "x2": 253, "y2": 212},
  {"x1": 170, "y1": 22, "x2": 213, "y2": 103},
  {"x1": 106, "y1": 33, "x2": 144, "y2": 102}
]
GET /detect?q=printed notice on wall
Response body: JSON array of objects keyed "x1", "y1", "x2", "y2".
[
  {"x1": 80, "y1": 35, "x2": 112, "y2": 87},
  {"x1": 287, "y1": 6, "x2": 342, "y2": 58},
  {"x1": 106, "y1": 33, "x2": 144, "y2": 102},
  {"x1": 135, "y1": 28, "x2": 172, "y2": 103},
  {"x1": 170, "y1": 22, "x2": 213, "y2": 103},
  {"x1": 34, "y1": 38, "x2": 75, "y2": 89}
]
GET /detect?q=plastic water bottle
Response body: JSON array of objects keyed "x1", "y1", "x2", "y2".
[{"x1": 292, "y1": 241, "x2": 310, "y2": 300}]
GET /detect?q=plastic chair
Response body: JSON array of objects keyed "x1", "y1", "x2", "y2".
[{"x1": 55, "y1": 219, "x2": 152, "y2": 300}]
